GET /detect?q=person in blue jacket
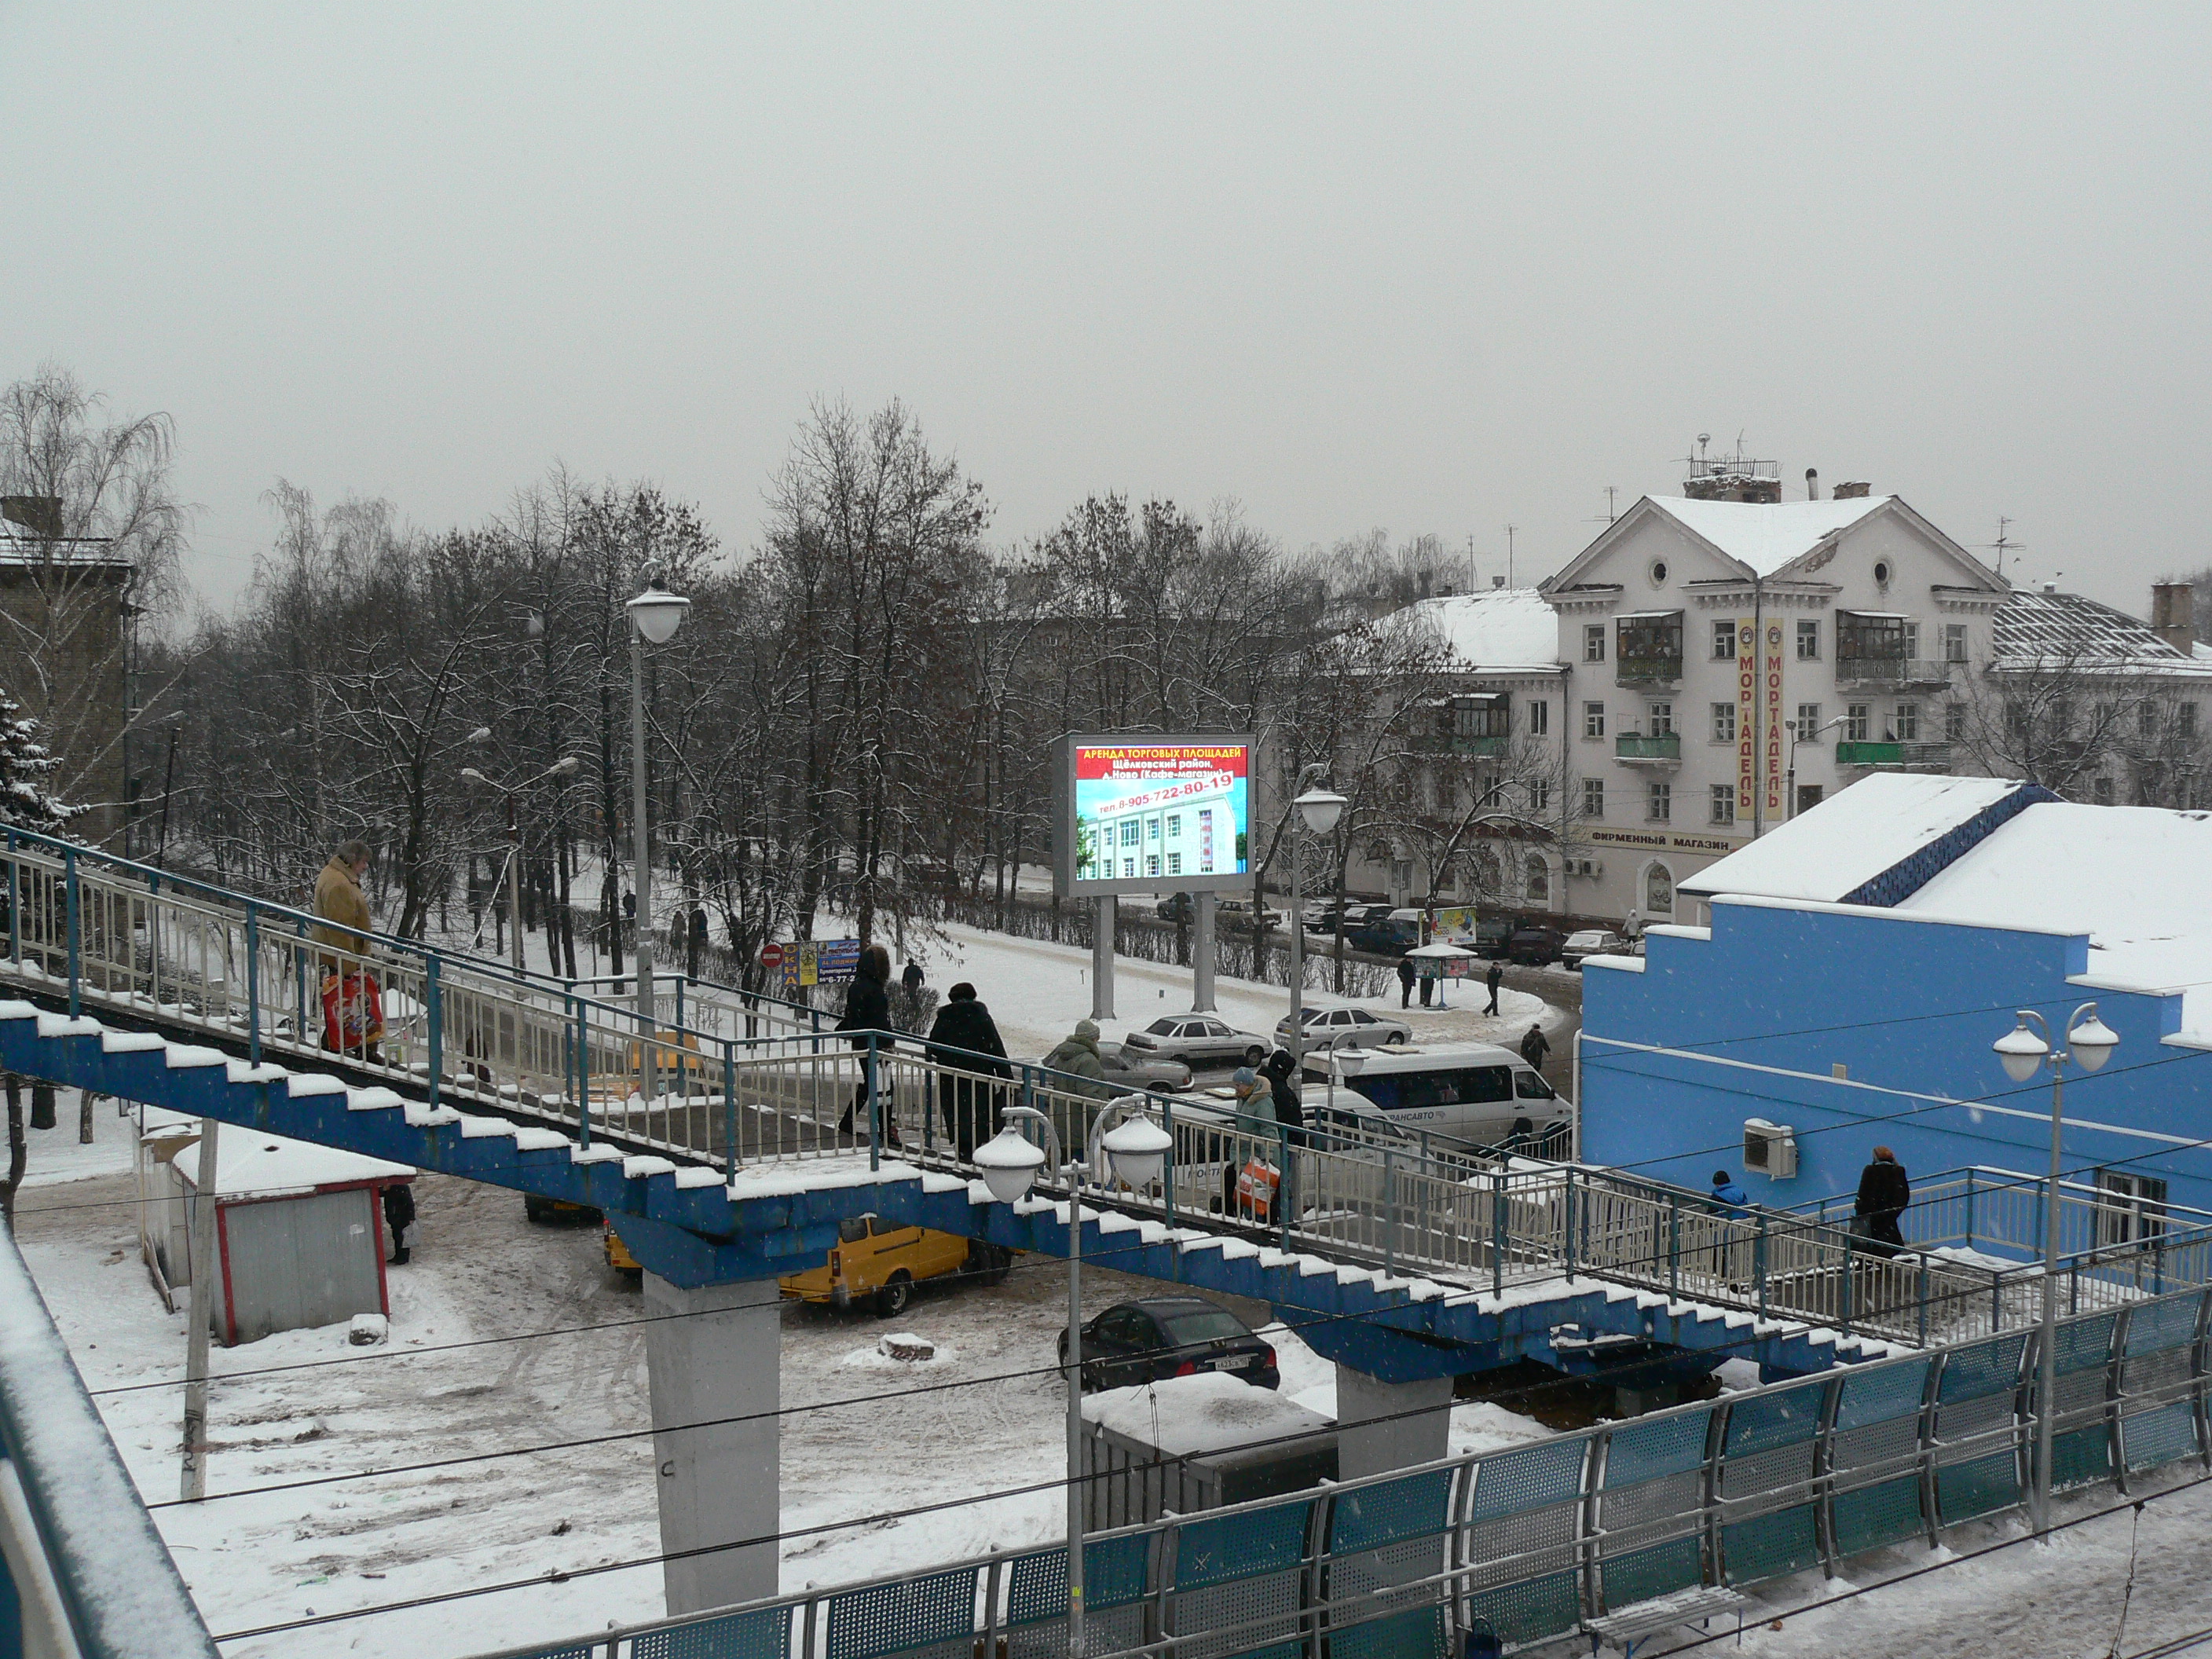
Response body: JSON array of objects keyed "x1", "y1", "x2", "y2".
[{"x1": 1708, "y1": 1169, "x2": 1749, "y2": 1218}]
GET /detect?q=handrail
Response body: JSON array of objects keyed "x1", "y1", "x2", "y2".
[{"x1": 0, "y1": 1217, "x2": 221, "y2": 1657}]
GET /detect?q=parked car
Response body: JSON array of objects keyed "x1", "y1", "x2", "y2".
[
  {"x1": 1059, "y1": 1297, "x2": 1280, "y2": 1392},
  {"x1": 1561, "y1": 928, "x2": 1632, "y2": 970},
  {"x1": 1349, "y1": 917, "x2": 1419, "y2": 955},
  {"x1": 1216, "y1": 898, "x2": 1286, "y2": 931},
  {"x1": 1299, "y1": 1040, "x2": 1572, "y2": 1150},
  {"x1": 1273, "y1": 1005, "x2": 1412, "y2": 1050},
  {"x1": 1122, "y1": 1014, "x2": 1273, "y2": 1071},
  {"x1": 1468, "y1": 914, "x2": 1518, "y2": 958},
  {"x1": 1030, "y1": 1042, "x2": 1194, "y2": 1093},
  {"x1": 779, "y1": 1214, "x2": 1014, "y2": 1317},
  {"x1": 1153, "y1": 892, "x2": 1195, "y2": 925},
  {"x1": 1505, "y1": 925, "x2": 1567, "y2": 965}
]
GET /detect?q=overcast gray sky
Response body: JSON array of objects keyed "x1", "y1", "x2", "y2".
[{"x1": 5, "y1": 3, "x2": 2207, "y2": 613}]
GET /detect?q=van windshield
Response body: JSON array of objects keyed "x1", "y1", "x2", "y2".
[
  {"x1": 1356, "y1": 1066, "x2": 1514, "y2": 1111},
  {"x1": 1515, "y1": 1071, "x2": 1555, "y2": 1101}
]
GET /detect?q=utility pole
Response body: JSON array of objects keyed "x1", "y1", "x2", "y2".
[
  {"x1": 180, "y1": 1118, "x2": 220, "y2": 1501},
  {"x1": 1504, "y1": 525, "x2": 1518, "y2": 588}
]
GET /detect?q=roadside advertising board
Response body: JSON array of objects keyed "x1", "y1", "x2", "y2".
[{"x1": 1052, "y1": 734, "x2": 1257, "y2": 897}]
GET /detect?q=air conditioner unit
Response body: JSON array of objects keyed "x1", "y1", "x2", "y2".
[
  {"x1": 1571, "y1": 859, "x2": 1603, "y2": 877},
  {"x1": 1742, "y1": 1119, "x2": 1798, "y2": 1180}
]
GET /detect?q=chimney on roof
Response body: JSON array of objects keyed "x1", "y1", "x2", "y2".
[
  {"x1": 1805, "y1": 469, "x2": 1818, "y2": 501},
  {"x1": 2152, "y1": 581, "x2": 2197, "y2": 654},
  {"x1": 0, "y1": 496, "x2": 63, "y2": 539},
  {"x1": 2043, "y1": 581, "x2": 2058, "y2": 595},
  {"x1": 1491, "y1": 574, "x2": 1504, "y2": 589},
  {"x1": 1830, "y1": 482, "x2": 1872, "y2": 500}
]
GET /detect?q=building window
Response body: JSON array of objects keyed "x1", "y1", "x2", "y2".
[
  {"x1": 2097, "y1": 1170, "x2": 2168, "y2": 1246},
  {"x1": 1166, "y1": 813, "x2": 1181, "y2": 837},
  {"x1": 1712, "y1": 702, "x2": 1737, "y2": 743},
  {"x1": 1845, "y1": 703, "x2": 1870, "y2": 742},
  {"x1": 1166, "y1": 852, "x2": 1181, "y2": 876},
  {"x1": 1120, "y1": 821, "x2": 1140, "y2": 847},
  {"x1": 1146, "y1": 853, "x2": 1160, "y2": 877},
  {"x1": 1527, "y1": 699, "x2": 1549, "y2": 735},
  {"x1": 1711, "y1": 782, "x2": 1736, "y2": 824},
  {"x1": 2181, "y1": 703, "x2": 2199, "y2": 737},
  {"x1": 1944, "y1": 623, "x2": 1968, "y2": 664},
  {"x1": 2139, "y1": 701, "x2": 2159, "y2": 738},
  {"x1": 1793, "y1": 701, "x2": 1822, "y2": 740},
  {"x1": 1647, "y1": 781, "x2": 1672, "y2": 822},
  {"x1": 1122, "y1": 858, "x2": 1135, "y2": 878},
  {"x1": 1582, "y1": 777, "x2": 1605, "y2": 819},
  {"x1": 1617, "y1": 613, "x2": 1684, "y2": 678},
  {"x1": 1796, "y1": 618, "x2": 1819, "y2": 661},
  {"x1": 1644, "y1": 862, "x2": 1675, "y2": 917},
  {"x1": 1796, "y1": 784, "x2": 1824, "y2": 813},
  {"x1": 1837, "y1": 612, "x2": 1909, "y2": 668},
  {"x1": 1584, "y1": 624, "x2": 1606, "y2": 663},
  {"x1": 1648, "y1": 701, "x2": 1675, "y2": 736},
  {"x1": 1895, "y1": 702, "x2": 1919, "y2": 742},
  {"x1": 1525, "y1": 855, "x2": 1550, "y2": 903},
  {"x1": 1946, "y1": 701, "x2": 1967, "y2": 742},
  {"x1": 1148, "y1": 816, "x2": 1161, "y2": 840},
  {"x1": 1528, "y1": 778, "x2": 1551, "y2": 813},
  {"x1": 1584, "y1": 701, "x2": 1606, "y2": 738},
  {"x1": 1712, "y1": 621, "x2": 1736, "y2": 661}
]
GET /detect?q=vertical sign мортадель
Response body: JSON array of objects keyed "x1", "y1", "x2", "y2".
[{"x1": 1060, "y1": 738, "x2": 1253, "y2": 895}]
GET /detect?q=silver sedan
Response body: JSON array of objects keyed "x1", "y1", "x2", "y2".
[
  {"x1": 1273, "y1": 1005, "x2": 1412, "y2": 1050},
  {"x1": 1121, "y1": 1014, "x2": 1274, "y2": 1071}
]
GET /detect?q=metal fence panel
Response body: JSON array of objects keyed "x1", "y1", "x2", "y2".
[
  {"x1": 1828, "y1": 1356, "x2": 1932, "y2": 1557},
  {"x1": 1718, "y1": 1381, "x2": 1827, "y2": 1586},
  {"x1": 1934, "y1": 1337, "x2": 2027, "y2": 1525},
  {"x1": 630, "y1": 1603, "x2": 793, "y2": 1659},
  {"x1": 1166, "y1": 1501, "x2": 1313, "y2": 1659},
  {"x1": 1003, "y1": 1536, "x2": 1151, "y2": 1659},
  {"x1": 1595, "y1": 1411, "x2": 1714, "y2": 1613},
  {"x1": 825, "y1": 1567, "x2": 980, "y2": 1659}
]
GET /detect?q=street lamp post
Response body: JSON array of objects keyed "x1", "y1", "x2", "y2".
[
  {"x1": 1785, "y1": 714, "x2": 1847, "y2": 820},
  {"x1": 1993, "y1": 1002, "x2": 2119, "y2": 1538},
  {"x1": 1285, "y1": 777, "x2": 1348, "y2": 1065},
  {"x1": 624, "y1": 566, "x2": 691, "y2": 1099},
  {"x1": 972, "y1": 1107, "x2": 1168, "y2": 1659},
  {"x1": 461, "y1": 750, "x2": 583, "y2": 976}
]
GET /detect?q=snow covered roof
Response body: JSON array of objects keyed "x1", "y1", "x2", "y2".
[
  {"x1": 1082, "y1": 1371, "x2": 1333, "y2": 1456},
  {"x1": 1400, "y1": 588, "x2": 1561, "y2": 672},
  {"x1": 184, "y1": 1126, "x2": 414, "y2": 1199},
  {"x1": 1896, "y1": 803, "x2": 2212, "y2": 1037},
  {"x1": 1680, "y1": 775, "x2": 2037, "y2": 904},
  {"x1": 0, "y1": 529, "x2": 133, "y2": 572},
  {"x1": 1992, "y1": 588, "x2": 2212, "y2": 678},
  {"x1": 1643, "y1": 493, "x2": 1895, "y2": 578}
]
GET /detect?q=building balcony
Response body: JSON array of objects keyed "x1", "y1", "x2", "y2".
[
  {"x1": 1614, "y1": 732, "x2": 1682, "y2": 765},
  {"x1": 1835, "y1": 657, "x2": 1953, "y2": 688},
  {"x1": 1408, "y1": 732, "x2": 1507, "y2": 757},
  {"x1": 1836, "y1": 739, "x2": 1954, "y2": 770},
  {"x1": 1615, "y1": 655, "x2": 1684, "y2": 688}
]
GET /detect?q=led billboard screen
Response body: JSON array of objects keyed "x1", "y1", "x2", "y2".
[{"x1": 1053, "y1": 734, "x2": 1255, "y2": 896}]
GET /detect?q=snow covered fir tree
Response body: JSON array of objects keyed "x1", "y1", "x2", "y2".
[{"x1": 0, "y1": 686, "x2": 80, "y2": 834}]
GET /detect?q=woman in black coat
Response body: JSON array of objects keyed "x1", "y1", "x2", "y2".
[
  {"x1": 835, "y1": 945, "x2": 899, "y2": 1145},
  {"x1": 926, "y1": 983, "x2": 1012, "y2": 1159},
  {"x1": 1854, "y1": 1145, "x2": 1911, "y2": 1254}
]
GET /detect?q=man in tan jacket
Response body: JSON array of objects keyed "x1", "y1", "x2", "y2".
[{"x1": 312, "y1": 840, "x2": 383, "y2": 1061}]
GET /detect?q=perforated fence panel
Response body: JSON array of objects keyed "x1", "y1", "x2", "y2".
[
  {"x1": 1166, "y1": 1500, "x2": 1313, "y2": 1659},
  {"x1": 1594, "y1": 1409, "x2": 1713, "y2": 1614},
  {"x1": 2119, "y1": 1294, "x2": 2206, "y2": 1476},
  {"x1": 631, "y1": 1603, "x2": 792, "y2": 1659},
  {"x1": 825, "y1": 1567, "x2": 980, "y2": 1659},
  {"x1": 2049, "y1": 1310, "x2": 2119, "y2": 1492},
  {"x1": 1326, "y1": 1467, "x2": 1455, "y2": 1627},
  {"x1": 1934, "y1": 1335, "x2": 2027, "y2": 1525},
  {"x1": 1004, "y1": 1534, "x2": 1152, "y2": 1659},
  {"x1": 1718, "y1": 1379, "x2": 1828, "y2": 1585},
  {"x1": 1462, "y1": 1438, "x2": 1588, "y2": 1650},
  {"x1": 1828, "y1": 1354, "x2": 1932, "y2": 1557}
]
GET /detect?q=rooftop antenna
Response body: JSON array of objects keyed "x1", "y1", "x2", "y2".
[
  {"x1": 1504, "y1": 524, "x2": 1517, "y2": 588},
  {"x1": 1979, "y1": 516, "x2": 2024, "y2": 577},
  {"x1": 1585, "y1": 487, "x2": 1622, "y2": 527},
  {"x1": 1467, "y1": 533, "x2": 1476, "y2": 599}
]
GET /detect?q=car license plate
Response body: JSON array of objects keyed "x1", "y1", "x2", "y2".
[{"x1": 1210, "y1": 1353, "x2": 1254, "y2": 1371}]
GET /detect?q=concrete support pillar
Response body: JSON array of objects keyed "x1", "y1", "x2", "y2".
[
  {"x1": 643, "y1": 1273, "x2": 781, "y2": 1616},
  {"x1": 1090, "y1": 895, "x2": 1116, "y2": 1021},
  {"x1": 1191, "y1": 892, "x2": 1217, "y2": 1012},
  {"x1": 1333, "y1": 1366, "x2": 1454, "y2": 1481}
]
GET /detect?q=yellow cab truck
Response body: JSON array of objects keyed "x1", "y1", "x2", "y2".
[{"x1": 606, "y1": 1215, "x2": 1013, "y2": 1317}]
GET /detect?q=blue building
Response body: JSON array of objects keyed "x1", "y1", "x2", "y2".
[{"x1": 1580, "y1": 773, "x2": 2212, "y2": 1234}]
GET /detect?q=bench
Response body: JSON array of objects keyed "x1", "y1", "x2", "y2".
[{"x1": 1580, "y1": 1584, "x2": 1746, "y2": 1656}]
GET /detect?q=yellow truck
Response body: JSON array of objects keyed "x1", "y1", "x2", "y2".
[{"x1": 603, "y1": 1215, "x2": 1013, "y2": 1316}]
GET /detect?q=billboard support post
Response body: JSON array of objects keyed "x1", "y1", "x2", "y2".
[
  {"x1": 1090, "y1": 895, "x2": 1116, "y2": 1020},
  {"x1": 1191, "y1": 892, "x2": 1216, "y2": 1013}
]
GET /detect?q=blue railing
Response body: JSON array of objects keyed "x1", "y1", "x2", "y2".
[{"x1": 0, "y1": 1220, "x2": 219, "y2": 1657}]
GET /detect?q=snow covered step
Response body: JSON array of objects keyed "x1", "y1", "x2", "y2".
[
  {"x1": 161, "y1": 1043, "x2": 227, "y2": 1069},
  {"x1": 99, "y1": 1030, "x2": 167, "y2": 1053}
]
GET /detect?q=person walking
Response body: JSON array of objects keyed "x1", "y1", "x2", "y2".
[
  {"x1": 1519, "y1": 1024, "x2": 1550, "y2": 1071},
  {"x1": 1262, "y1": 1047, "x2": 1306, "y2": 1220},
  {"x1": 1042, "y1": 1016, "x2": 1112, "y2": 1155},
  {"x1": 382, "y1": 1178, "x2": 416, "y2": 1265},
  {"x1": 926, "y1": 983, "x2": 1012, "y2": 1158},
  {"x1": 1708, "y1": 1169, "x2": 1749, "y2": 1219},
  {"x1": 1855, "y1": 1146, "x2": 1911, "y2": 1255},
  {"x1": 835, "y1": 945, "x2": 898, "y2": 1146},
  {"x1": 312, "y1": 840, "x2": 385, "y2": 1065},
  {"x1": 1396, "y1": 954, "x2": 1417, "y2": 1009},
  {"x1": 902, "y1": 958, "x2": 925, "y2": 995},
  {"x1": 1484, "y1": 960, "x2": 1503, "y2": 1017},
  {"x1": 1224, "y1": 1066, "x2": 1280, "y2": 1219}
]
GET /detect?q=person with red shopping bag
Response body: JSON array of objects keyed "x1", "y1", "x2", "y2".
[
  {"x1": 312, "y1": 840, "x2": 385, "y2": 1066},
  {"x1": 1224, "y1": 1068, "x2": 1280, "y2": 1223}
]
